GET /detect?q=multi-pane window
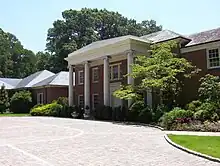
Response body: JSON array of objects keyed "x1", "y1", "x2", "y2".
[
  {"x1": 208, "y1": 49, "x2": 220, "y2": 68},
  {"x1": 78, "y1": 95, "x2": 84, "y2": 107},
  {"x1": 78, "y1": 70, "x2": 84, "y2": 84},
  {"x1": 37, "y1": 93, "x2": 44, "y2": 104},
  {"x1": 110, "y1": 64, "x2": 121, "y2": 80},
  {"x1": 92, "y1": 94, "x2": 99, "y2": 109},
  {"x1": 92, "y1": 67, "x2": 99, "y2": 82}
]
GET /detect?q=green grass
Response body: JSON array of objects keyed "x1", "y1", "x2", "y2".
[
  {"x1": 168, "y1": 134, "x2": 220, "y2": 158},
  {"x1": 0, "y1": 113, "x2": 30, "y2": 117}
]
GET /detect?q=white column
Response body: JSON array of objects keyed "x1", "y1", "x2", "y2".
[
  {"x1": 103, "y1": 57, "x2": 110, "y2": 106},
  {"x1": 84, "y1": 61, "x2": 90, "y2": 109},
  {"x1": 147, "y1": 88, "x2": 153, "y2": 107},
  {"x1": 68, "y1": 65, "x2": 74, "y2": 106},
  {"x1": 127, "y1": 50, "x2": 134, "y2": 107}
]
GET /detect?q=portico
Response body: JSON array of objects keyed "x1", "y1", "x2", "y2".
[{"x1": 65, "y1": 35, "x2": 152, "y2": 117}]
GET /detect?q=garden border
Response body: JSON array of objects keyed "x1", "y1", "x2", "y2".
[{"x1": 164, "y1": 134, "x2": 220, "y2": 163}]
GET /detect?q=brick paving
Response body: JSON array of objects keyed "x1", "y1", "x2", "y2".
[{"x1": 0, "y1": 117, "x2": 218, "y2": 166}]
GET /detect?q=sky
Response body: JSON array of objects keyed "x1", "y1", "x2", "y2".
[{"x1": 0, "y1": 0, "x2": 220, "y2": 53}]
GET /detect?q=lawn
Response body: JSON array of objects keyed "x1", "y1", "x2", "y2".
[
  {"x1": 0, "y1": 113, "x2": 30, "y2": 117},
  {"x1": 168, "y1": 134, "x2": 220, "y2": 158}
]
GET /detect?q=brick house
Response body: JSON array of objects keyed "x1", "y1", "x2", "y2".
[
  {"x1": 0, "y1": 70, "x2": 71, "y2": 105},
  {"x1": 66, "y1": 27, "x2": 220, "y2": 116}
]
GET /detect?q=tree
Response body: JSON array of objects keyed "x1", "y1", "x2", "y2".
[
  {"x1": 114, "y1": 41, "x2": 197, "y2": 106},
  {"x1": 0, "y1": 85, "x2": 9, "y2": 113},
  {"x1": 46, "y1": 8, "x2": 162, "y2": 72},
  {"x1": 35, "y1": 51, "x2": 52, "y2": 71},
  {"x1": 0, "y1": 28, "x2": 36, "y2": 78}
]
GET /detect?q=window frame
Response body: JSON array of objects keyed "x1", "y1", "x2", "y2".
[
  {"x1": 78, "y1": 95, "x2": 84, "y2": 107},
  {"x1": 78, "y1": 70, "x2": 84, "y2": 85},
  {"x1": 37, "y1": 93, "x2": 44, "y2": 104},
  {"x1": 92, "y1": 67, "x2": 99, "y2": 83},
  {"x1": 207, "y1": 48, "x2": 220, "y2": 69},
  {"x1": 92, "y1": 94, "x2": 99, "y2": 109},
  {"x1": 110, "y1": 63, "x2": 121, "y2": 81}
]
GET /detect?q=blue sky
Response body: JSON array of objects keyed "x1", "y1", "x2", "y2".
[{"x1": 0, "y1": 0, "x2": 220, "y2": 53}]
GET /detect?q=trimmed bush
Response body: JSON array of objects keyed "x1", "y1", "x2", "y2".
[
  {"x1": 162, "y1": 107, "x2": 193, "y2": 130},
  {"x1": 10, "y1": 91, "x2": 32, "y2": 113},
  {"x1": 0, "y1": 85, "x2": 9, "y2": 113},
  {"x1": 30, "y1": 102, "x2": 62, "y2": 116}
]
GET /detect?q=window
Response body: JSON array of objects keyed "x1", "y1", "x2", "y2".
[
  {"x1": 92, "y1": 94, "x2": 99, "y2": 109},
  {"x1": 78, "y1": 95, "x2": 84, "y2": 107},
  {"x1": 78, "y1": 70, "x2": 84, "y2": 85},
  {"x1": 207, "y1": 48, "x2": 220, "y2": 68},
  {"x1": 92, "y1": 67, "x2": 99, "y2": 82},
  {"x1": 37, "y1": 93, "x2": 44, "y2": 104},
  {"x1": 110, "y1": 63, "x2": 121, "y2": 80}
]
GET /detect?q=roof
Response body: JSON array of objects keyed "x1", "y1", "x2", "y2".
[
  {"x1": 186, "y1": 27, "x2": 220, "y2": 46},
  {"x1": 0, "y1": 78, "x2": 21, "y2": 89},
  {"x1": 68, "y1": 35, "x2": 151, "y2": 57},
  {"x1": 141, "y1": 29, "x2": 191, "y2": 43},
  {"x1": 15, "y1": 70, "x2": 55, "y2": 89},
  {"x1": 32, "y1": 71, "x2": 71, "y2": 87}
]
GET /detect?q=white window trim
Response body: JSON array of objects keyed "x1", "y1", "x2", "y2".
[
  {"x1": 78, "y1": 95, "x2": 84, "y2": 106},
  {"x1": 110, "y1": 63, "x2": 121, "y2": 81},
  {"x1": 206, "y1": 48, "x2": 220, "y2": 69},
  {"x1": 92, "y1": 67, "x2": 99, "y2": 83},
  {"x1": 78, "y1": 70, "x2": 84, "y2": 85},
  {"x1": 37, "y1": 93, "x2": 44, "y2": 104},
  {"x1": 92, "y1": 94, "x2": 99, "y2": 109}
]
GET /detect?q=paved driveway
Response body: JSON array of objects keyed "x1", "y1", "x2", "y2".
[{"x1": 0, "y1": 117, "x2": 218, "y2": 166}]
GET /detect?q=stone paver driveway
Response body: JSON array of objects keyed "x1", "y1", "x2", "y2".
[{"x1": 0, "y1": 117, "x2": 218, "y2": 166}]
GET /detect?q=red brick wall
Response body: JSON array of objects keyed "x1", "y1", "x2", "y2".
[
  {"x1": 180, "y1": 49, "x2": 220, "y2": 105},
  {"x1": 32, "y1": 86, "x2": 68, "y2": 104}
]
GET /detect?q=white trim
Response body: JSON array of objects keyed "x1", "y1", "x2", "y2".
[
  {"x1": 92, "y1": 93, "x2": 99, "y2": 109},
  {"x1": 37, "y1": 93, "x2": 44, "y2": 104},
  {"x1": 181, "y1": 41, "x2": 220, "y2": 53},
  {"x1": 206, "y1": 47, "x2": 220, "y2": 69},
  {"x1": 92, "y1": 67, "x2": 99, "y2": 83},
  {"x1": 78, "y1": 70, "x2": 84, "y2": 85},
  {"x1": 110, "y1": 63, "x2": 122, "y2": 81},
  {"x1": 78, "y1": 95, "x2": 84, "y2": 106}
]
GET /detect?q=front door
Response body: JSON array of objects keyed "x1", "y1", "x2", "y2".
[{"x1": 110, "y1": 82, "x2": 122, "y2": 108}]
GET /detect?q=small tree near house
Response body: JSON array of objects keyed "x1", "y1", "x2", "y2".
[
  {"x1": 114, "y1": 41, "x2": 198, "y2": 108},
  {"x1": 0, "y1": 85, "x2": 9, "y2": 113}
]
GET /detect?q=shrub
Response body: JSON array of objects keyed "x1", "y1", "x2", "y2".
[
  {"x1": 162, "y1": 107, "x2": 193, "y2": 130},
  {"x1": 193, "y1": 102, "x2": 219, "y2": 122},
  {"x1": 127, "y1": 101, "x2": 145, "y2": 122},
  {"x1": 186, "y1": 100, "x2": 202, "y2": 112},
  {"x1": 137, "y1": 106, "x2": 152, "y2": 123},
  {"x1": 10, "y1": 91, "x2": 32, "y2": 113},
  {"x1": 30, "y1": 102, "x2": 62, "y2": 116},
  {"x1": 0, "y1": 85, "x2": 9, "y2": 113},
  {"x1": 151, "y1": 104, "x2": 168, "y2": 123}
]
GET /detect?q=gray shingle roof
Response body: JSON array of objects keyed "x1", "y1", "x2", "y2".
[
  {"x1": 0, "y1": 78, "x2": 21, "y2": 89},
  {"x1": 15, "y1": 70, "x2": 55, "y2": 89},
  {"x1": 68, "y1": 35, "x2": 151, "y2": 57},
  {"x1": 32, "y1": 71, "x2": 71, "y2": 87},
  {"x1": 141, "y1": 29, "x2": 190, "y2": 43},
  {"x1": 186, "y1": 27, "x2": 220, "y2": 46}
]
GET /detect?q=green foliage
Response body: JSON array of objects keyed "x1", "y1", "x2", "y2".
[
  {"x1": 186, "y1": 100, "x2": 202, "y2": 112},
  {"x1": 30, "y1": 102, "x2": 62, "y2": 116},
  {"x1": 193, "y1": 102, "x2": 219, "y2": 122},
  {"x1": 10, "y1": 91, "x2": 32, "y2": 113},
  {"x1": 114, "y1": 41, "x2": 196, "y2": 105},
  {"x1": 0, "y1": 85, "x2": 9, "y2": 113},
  {"x1": 151, "y1": 104, "x2": 169, "y2": 123},
  {"x1": 162, "y1": 107, "x2": 193, "y2": 129},
  {"x1": 198, "y1": 74, "x2": 220, "y2": 103},
  {"x1": 0, "y1": 28, "x2": 37, "y2": 78},
  {"x1": 46, "y1": 8, "x2": 162, "y2": 72}
]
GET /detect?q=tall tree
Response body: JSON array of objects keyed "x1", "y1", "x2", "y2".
[
  {"x1": 0, "y1": 28, "x2": 36, "y2": 78},
  {"x1": 0, "y1": 85, "x2": 9, "y2": 113},
  {"x1": 35, "y1": 51, "x2": 52, "y2": 71},
  {"x1": 114, "y1": 41, "x2": 197, "y2": 106},
  {"x1": 46, "y1": 8, "x2": 162, "y2": 72}
]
